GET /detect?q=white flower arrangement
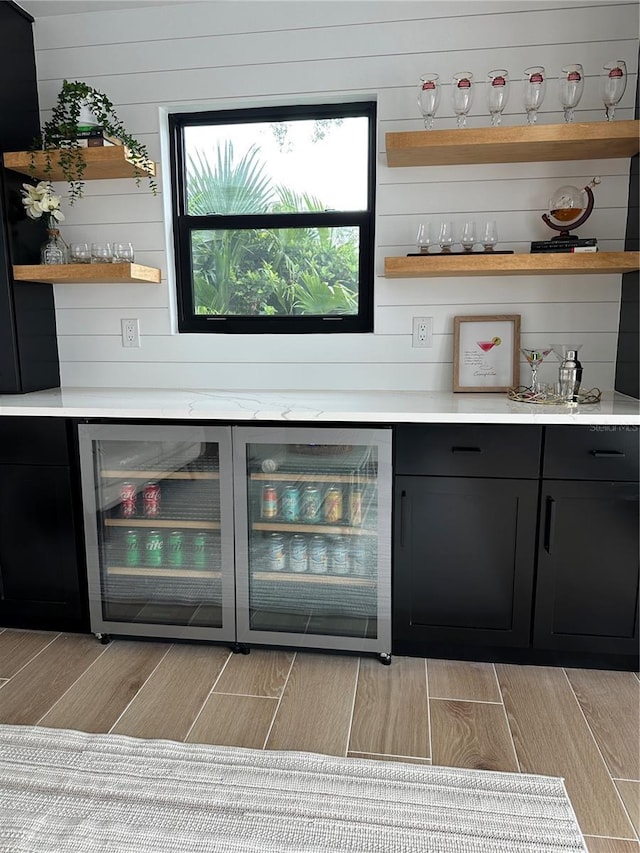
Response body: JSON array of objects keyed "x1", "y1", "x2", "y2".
[{"x1": 21, "y1": 181, "x2": 65, "y2": 224}]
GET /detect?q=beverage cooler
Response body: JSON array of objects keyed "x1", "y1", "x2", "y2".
[{"x1": 78, "y1": 424, "x2": 391, "y2": 659}]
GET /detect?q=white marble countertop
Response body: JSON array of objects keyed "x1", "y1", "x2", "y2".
[{"x1": 0, "y1": 387, "x2": 639, "y2": 425}]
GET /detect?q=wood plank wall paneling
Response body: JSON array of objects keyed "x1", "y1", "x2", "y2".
[{"x1": 29, "y1": 1, "x2": 638, "y2": 391}]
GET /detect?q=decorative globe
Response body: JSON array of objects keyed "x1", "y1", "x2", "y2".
[{"x1": 547, "y1": 184, "x2": 587, "y2": 228}]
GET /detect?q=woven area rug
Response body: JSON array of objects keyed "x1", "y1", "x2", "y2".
[{"x1": 0, "y1": 724, "x2": 587, "y2": 852}]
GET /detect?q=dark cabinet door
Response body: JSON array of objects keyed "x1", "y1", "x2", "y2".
[
  {"x1": 393, "y1": 476, "x2": 539, "y2": 651},
  {"x1": 534, "y1": 480, "x2": 639, "y2": 656},
  {"x1": 0, "y1": 463, "x2": 86, "y2": 630}
]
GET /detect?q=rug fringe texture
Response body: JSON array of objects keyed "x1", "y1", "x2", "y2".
[{"x1": 0, "y1": 724, "x2": 587, "y2": 852}]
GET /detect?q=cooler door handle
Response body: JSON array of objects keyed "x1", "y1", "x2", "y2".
[
  {"x1": 399, "y1": 490, "x2": 407, "y2": 548},
  {"x1": 590, "y1": 450, "x2": 625, "y2": 458},
  {"x1": 543, "y1": 497, "x2": 556, "y2": 554},
  {"x1": 451, "y1": 446, "x2": 482, "y2": 453}
]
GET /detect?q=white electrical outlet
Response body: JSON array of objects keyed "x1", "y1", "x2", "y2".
[
  {"x1": 121, "y1": 318, "x2": 140, "y2": 348},
  {"x1": 412, "y1": 316, "x2": 433, "y2": 348}
]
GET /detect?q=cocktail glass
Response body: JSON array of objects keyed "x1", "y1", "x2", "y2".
[
  {"x1": 477, "y1": 340, "x2": 497, "y2": 353},
  {"x1": 521, "y1": 347, "x2": 552, "y2": 392}
]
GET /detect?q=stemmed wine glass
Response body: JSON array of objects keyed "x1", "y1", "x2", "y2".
[
  {"x1": 600, "y1": 60, "x2": 627, "y2": 121},
  {"x1": 418, "y1": 73, "x2": 441, "y2": 130},
  {"x1": 559, "y1": 63, "x2": 584, "y2": 123},
  {"x1": 521, "y1": 347, "x2": 552, "y2": 392},
  {"x1": 524, "y1": 66, "x2": 546, "y2": 125},
  {"x1": 487, "y1": 69, "x2": 509, "y2": 126},
  {"x1": 452, "y1": 72, "x2": 474, "y2": 128}
]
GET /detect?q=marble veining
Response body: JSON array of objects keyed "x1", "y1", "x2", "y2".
[{"x1": 0, "y1": 388, "x2": 638, "y2": 425}]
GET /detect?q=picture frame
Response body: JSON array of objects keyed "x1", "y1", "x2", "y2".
[{"x1": 453, "y1": 314, "x2": 520, "y2": 392}]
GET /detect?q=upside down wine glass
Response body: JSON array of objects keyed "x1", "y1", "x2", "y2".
[{"x1": 521, "y1": 347, "x2": 552, "y2": 392}]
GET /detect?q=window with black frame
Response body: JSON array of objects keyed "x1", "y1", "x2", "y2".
[{"x1": 169, "y1": 102, "x2": 376, "y2": 334}]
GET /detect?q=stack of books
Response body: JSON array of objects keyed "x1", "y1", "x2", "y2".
[
  {"x1": 50, "y1": 126, "x2": 123, "y2": 148},
  {"x1": 530, "y1": 238, "x2": 598, "y2": 253}
]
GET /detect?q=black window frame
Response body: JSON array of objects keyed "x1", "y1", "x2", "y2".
[{"x1": 169, "y1": 101, "x2": 376, "y2": 334}]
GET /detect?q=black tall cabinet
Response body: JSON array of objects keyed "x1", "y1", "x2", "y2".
[{"x1": 0, "y1": 1, "x2": 60, "y2": 394}]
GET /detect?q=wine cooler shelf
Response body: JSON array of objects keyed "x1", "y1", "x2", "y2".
[
  {"x1": 101, "y1": 469, "x2": 219, "y2": 480},
  {"x1": 253, "y1": 522, "x2": 373, "y2": 536},
  {"x1": 107, "y1": 567, "x2": 221, "y2": 579},
  {"x1": 106, "y1": 518, "x2": 220, "y2": 529}
]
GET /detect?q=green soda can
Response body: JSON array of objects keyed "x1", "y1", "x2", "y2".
[
  {"x1": 193, "y1": 532, "x2": 207, "y2": 568},
  {"x1": 168, "y1": 530, "x2": 184, "y2": 568},
  {"x1": 124, "y1": 530, "x2": 140, "y2": 567},
  {"x1": 145, "y1": 530, "x2": 163, "y2": 567}
]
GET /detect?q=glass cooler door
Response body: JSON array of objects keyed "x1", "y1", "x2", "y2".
[
  {"x1": 78, "y1": 424, "x2": 235, "y2": 641},
  {"x1": 233, "y1": 426, "x2": 392, "y2": 655}
]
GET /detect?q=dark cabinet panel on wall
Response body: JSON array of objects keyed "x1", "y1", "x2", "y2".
[
  {"x1": 0, "y1": 417, "x2": 87, "y2": 631},
  {"x1": 0, "y1": 1, "x2": 60, "y2": 394}
]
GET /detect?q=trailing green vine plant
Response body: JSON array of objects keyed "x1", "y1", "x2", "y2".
[{"x1": 30, "y1": 80, "x2": 157, "y2": 205}]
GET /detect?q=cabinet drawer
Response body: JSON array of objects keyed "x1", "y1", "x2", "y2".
[
  {"x1": 395, "y1": 424, "x2": 541, "y2": 478},
  {"x1": 543, "y1": 425, "x2": 639, "y2": 481},
  {"x1": 0, "y1": 417, "x2": 69, "y2": 465}
]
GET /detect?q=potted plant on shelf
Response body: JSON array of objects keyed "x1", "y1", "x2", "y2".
[{"x1": 30, "y1": 79, "x2": 157, "y2": 204}]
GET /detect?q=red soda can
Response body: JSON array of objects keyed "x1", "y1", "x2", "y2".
[
  {"x1": 120, "y1": 482, "x2": 137, "y2": 518},
  {"x1": 143, "y1": 481, "x2": 161, "y2": 518}
]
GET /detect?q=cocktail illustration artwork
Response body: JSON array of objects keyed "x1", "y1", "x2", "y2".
[
  {"x1": 521, "y1": 347, "x2": 552, "y2": 392},
  {"x1": 477, "y1": 336, "x2": 501, "y2": 353}
]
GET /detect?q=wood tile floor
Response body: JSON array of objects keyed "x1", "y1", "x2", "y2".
[{"x1": 0, "y1": 627, "x2": 638, "y2": 852}]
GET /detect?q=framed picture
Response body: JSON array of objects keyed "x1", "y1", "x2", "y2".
[{"x1": 453, "y1": 314, "x2": 520, "y2": 392}]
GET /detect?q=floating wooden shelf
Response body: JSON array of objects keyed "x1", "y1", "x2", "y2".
[
  {"x1": 253, "y1": 571, "x2": 375, "y2": 587},
  {"x1": 106, "y1": 519, "x2": 220, "y2": 530},
  {"x1": 384, "y1": 251, "x2": 640, "y2": 278},
  {"x1": 3, "y1": 146, "x2": 156, "y2": 181},
  {"x1": 13, "y1": 263, "x2": 161, "y2": 284},
  {"x1": 385, "y1": 120, "x2": 640, "y2": 167}
]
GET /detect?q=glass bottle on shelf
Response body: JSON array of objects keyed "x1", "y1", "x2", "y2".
[{"x1": 41, "y1": 218, "x2": 68, "y2": 265}]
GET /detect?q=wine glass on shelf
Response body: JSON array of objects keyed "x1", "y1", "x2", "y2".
[
  {"x1": 487, "y1": 69, "x2": 510, "y2": 126},
  {"x1": 559, "y1": 63, "x2": 584, "y2": 123},
  {"x1": 416, "y1": 223, "x2": 434, "y2": 254},
  {"x1": 460, "y1": 220, "x2": 477, "y2": 252},
  {"x1": 600, "y1": 60, "x2": 627, "y2": 121},
  {"x1": 521, "y1": 347, "x2": 552, "y2": 393},
  {"x1": 524, "y1": 66, "x2": 546, "y2": 125},
  {"x1": 418, "y1": 73, "x2": 441, "y2": 130},
  {"x1": 481, "y1": 220, "x2": 498, "y2": 252},
  {"x1": 452, "y1": 72, "x2": 475, "y2": 128},
  {"x1": 438, "y1": 221, "x2": 454, "y2": 253}
]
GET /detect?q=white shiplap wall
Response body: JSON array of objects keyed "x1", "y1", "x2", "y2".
[{"x1": 29, "y1": 0, "x2": 639, "y2": 391}]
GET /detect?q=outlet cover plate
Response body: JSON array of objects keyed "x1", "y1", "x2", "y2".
[{"x1": 412, "y1": 316, "x2": 433, "y2": 348}]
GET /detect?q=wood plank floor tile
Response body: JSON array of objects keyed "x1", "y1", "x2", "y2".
[
  {"x1": 187, "y1": 693, "x2": 277, "y2": 749},
  {"x1": 213, "y1": 649, "x2": 294, "y2": 697},
  {"x1": 0, "y1": 629, "x2": 58, "y2": 678},
  {"x1": 496, "y1": 664, "x2": 635, "y2": 839},
  {"x1": 349, "y1": 656, "x2": 429, "y2": 759},
  {"x1": 428, "y1": 658, "x2": 501, "y2": 702},
  {"x1": 348, "y1": 751, "x2": 431, "y2": 765},
  {"x1": 38, "y1": 640, "x2": 170, "y2": 733},
  {"x1": 584, "y1": 838, "x2": 640, "y2": 853},
  {"x1": 265, "y1": 653, "x2": 358, "y2": 756},
  {"x1": 0, "y1": 633, "x2": 105, "y2": 725},
  {"x1": 616, "y1": 781, "x2": 640, "y2": 837},
  {"x1": 565, "y1": 669, "x2": 640, "y2": 781},
  {"x1": 111, "y1": 644, "x2": 230, "y2": 740},
  {"x1": 430, "y1": 698, "x2": 519, "y2": 772}
]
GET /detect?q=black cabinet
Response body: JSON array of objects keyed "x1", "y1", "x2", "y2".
[
  {"x1": 0, "y1": 2, "x2": 60, "y2": 394},
  {"x1": 0, "y1": 417, "x2": 87, "y2": 630},
  {"x1": 393, "y1": 425, "x2": 541, "y2": 656},
  {"x1": 393, "y1": 423, "x2": 639, "y2": 668},
  {"x1": 533, "y1": 426, "x2": 639, "y2": 657}
]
